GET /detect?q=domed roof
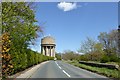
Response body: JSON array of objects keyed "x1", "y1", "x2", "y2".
[{"x1": 41, "y1": 36, "x2": 55, "y2": 44}]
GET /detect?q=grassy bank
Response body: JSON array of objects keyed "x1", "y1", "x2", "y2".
[{"x1": 65, "y1": 60, "x2": 120, "y2": 78}]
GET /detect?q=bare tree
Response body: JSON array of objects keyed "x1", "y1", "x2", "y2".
[
  {"x1": 78, "y1": 37, "x2": 96, "y2": 54},
  {"x1": 98, "y1": 30, "x2": 118, "y2": 56}
]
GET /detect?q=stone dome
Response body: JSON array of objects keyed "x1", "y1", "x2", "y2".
[{"x1": 41, "y1": 36, "x2": 55, "y2": 44}]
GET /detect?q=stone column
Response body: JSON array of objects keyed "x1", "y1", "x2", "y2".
[
  {"x1": 48, "y1": 46, "x2": 50, "y2": 56},
  {"x1": 46, "y1": 46, "x2": 49, "y2": 56},
  {"x1": 42, "y1": 46, "x2": 45, "y2": 55},
  {"x1": 53, "y1": 46, "x2": 55, "y2": 57},
  {"x1": 45, "y1": 46, "x2": 47, "y2": 56},
  {"x1": 41, "y1": 45, "x2": 42, "y2": 55},
  {"x1": 52, "y1": 46, "x2": 53, "y2": 57},
  {"x1": 49, "y1": 46, "x2": 51, "y2": 56},
  {"x1": 50, "y1": 47, "x2": 52, "y2": 57},
  {"x1": 46, "y1": 46, "x2": 48, "y2": 56},
  {"x1": 50, "y1": 46, "x2": 51, "y2": 57},
  {"x1": 44, "y1": 46, "x2": 46, "y2": 56}
]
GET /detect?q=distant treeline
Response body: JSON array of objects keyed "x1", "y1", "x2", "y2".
[{"x1": 61, "y1": 29, "x2": 120, "y2": 63}]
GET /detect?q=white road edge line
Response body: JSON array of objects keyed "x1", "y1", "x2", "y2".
[{"x1": 62, "y1": 70, "x2": 71, "y2": 77}]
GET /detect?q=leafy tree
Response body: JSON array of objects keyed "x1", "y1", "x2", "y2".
[
  {"x1": 93, "y1": 43, "x2": 103, "y2": 53},
  {"x1": 89, "y1": 43, "x2": 105, "y2": 61},
  {"x1": 2, "y1": 2, "x2": 42, "y2": 48},
  {"x1": 1, "y1": 2, "x2": 54, "y2": 79},
  {"x1": 78, "y1": 29, "x2": 119, "y2": 62},
  {"x1": 78, "y1": 37, "x2": 103, "y2": 61},
  {"x1": 2, "y1": 2, "x2": 42, "y2": 78}
]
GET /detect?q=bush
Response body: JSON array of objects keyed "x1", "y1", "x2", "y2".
[
  {"x1": 100, "y1": 55, "x2": 110, "y2": 63},
  {"x1": 109, "y1": 54, "x2": 119, "y2": 62}
]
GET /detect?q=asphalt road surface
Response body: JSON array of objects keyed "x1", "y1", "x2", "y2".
[{"x1": 30, "y1": 60, "x2": 108, "y2": 78}]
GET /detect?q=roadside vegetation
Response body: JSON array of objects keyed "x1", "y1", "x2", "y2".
[
  {"x1": 1, "y1": 2, "x2": 54, "y2": 79},
  {"x1": 62, "y1": 29, "x2": 119, "y2": 63},
  {"x1": 1, "y1": 2, "x2": 120, "y2": 79},
  {"x1": 61, "y1": 27, "x2": 120, "y2": 78},
  {"x1": 55, "y1": 53, "x2": 62, "y2": 60},
  {"x1": 66, "y1": 60, "x2": 119, "y2": 78}
]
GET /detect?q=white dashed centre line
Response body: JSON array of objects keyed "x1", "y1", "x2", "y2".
[
  {"x1": 58, "y1": 66, "x2": 62, "y2": 69},
  {"x1": 62, "y1": 70, "x2": 71, "y2": 77},
  {"x1": 55, "y1": 61, "x2": 71, "y2": 78}
]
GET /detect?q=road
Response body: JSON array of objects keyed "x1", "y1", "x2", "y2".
[{"x1": 29, "y1": 60, "x2": 108, "y2": 78}]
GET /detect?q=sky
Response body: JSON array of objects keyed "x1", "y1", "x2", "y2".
[{"x1": 30, "y1": 2, "x2": 118, "y2": 53}]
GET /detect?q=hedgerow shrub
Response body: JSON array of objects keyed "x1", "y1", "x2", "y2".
[
  {"x1": 8, "y1": 49, "x2": 54, "y2": 76},
  {"x1": 109, "y1": 54, "x2": 119, "y2": 62},
  {"x1": 100, "y1": 55, "x2": 110, "y2": 63},
  {"x1": 100, "y1": 54, "x2": 119, "y2": 63}
]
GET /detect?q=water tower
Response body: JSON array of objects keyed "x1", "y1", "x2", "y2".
[{"x1": 41, "y1": 36, "x2": 56, "y2": 57}]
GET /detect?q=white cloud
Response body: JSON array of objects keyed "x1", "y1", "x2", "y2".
[{"x1": 57, "y1": 2, "x2": 78, "y2": 12}]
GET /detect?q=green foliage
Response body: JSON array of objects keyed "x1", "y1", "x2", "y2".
[
  {"x1": 80, "y1": 54, "x2": 90, "y2": 61},
  {"x1": 62, "y1": 50, "x2": 78, "y2": 60},
  {"x1": 67, "y1": 61, "x2": 119, "y2": 78},
  {"x1": 100, "y1": 55, "x2": 110, "y2": 63},
  {"x1": 109, "y1": 54, "x2": 119, "y2": 62},
  {"x1": 93, "y1": 43, "x2": 104, "y2": 53},
  {"x1": 61, "y1": 50, "x2": 81, "y2": 61},
  {"x1": 79, "y1": 51, "x2": 104, "y2": 62},
  {"x1": 10, "y1": 49, "x2": 54, "y2": 75},
  {"x1": 100, "y1": 54, "x2": 119, "y2": 63},
  {"x1": 77, "y1": 29, "x2": 119, "y2": 63},
  {"x1": 55, "y1": 53, "x2": 61, "y2": 60},
  {"x1": 1, "y1": 2, "x2": 52, "y2": 79}
]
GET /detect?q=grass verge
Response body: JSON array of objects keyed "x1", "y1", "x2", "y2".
[{"x1": 65, "y1": 60, "x2": 120, "y2": 78}]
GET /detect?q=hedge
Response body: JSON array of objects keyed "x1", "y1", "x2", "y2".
[
  {"x1": 14, "y1": 49, "x2": 53, "y2": 74},
  {"x1": 2, "y1": 49, "x2": 54, "y2": 78}
]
